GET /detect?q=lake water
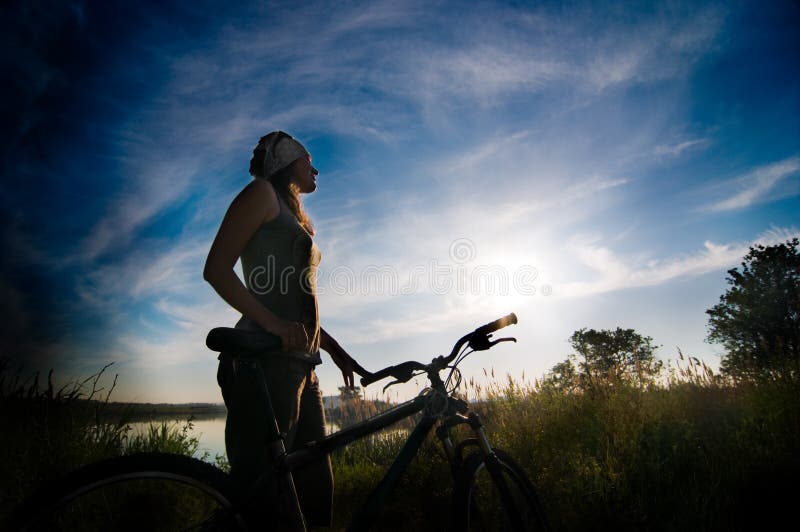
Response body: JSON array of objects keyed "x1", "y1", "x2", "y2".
[
  {"x1": 130, "y1": 418, "x2": 228, "y2": 460},
  {"x1": 130, "y1": 417, "x2": 345, "y2": 462}
]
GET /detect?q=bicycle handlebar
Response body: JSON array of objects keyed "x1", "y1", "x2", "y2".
[
  {"x1": 360, "y1": 361, "x2": 427, "y2": 387},
  {"x1": 359, "y1": 312, "x2": 518, "y2": 388},
  {"x1": 474, "y1": 312, "x2": 518, "y2": 336}
]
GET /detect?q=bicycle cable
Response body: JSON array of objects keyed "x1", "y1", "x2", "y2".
[
  {"x1": 444, "y1": 366, "x2": 462, "y2": 395},
  {"x1": 444, "y1": 345, "x2": 468, "y2": 387},
  {"x1": 445, "y1": 344, "x2": 473, "y2": 391}
]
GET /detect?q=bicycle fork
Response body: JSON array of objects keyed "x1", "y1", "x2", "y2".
[
  {"x1": 434, "y1": 399, "x2": 491, "y2": 472},
  {"x1": 437, "y1": 410, "x2": 528, "y2": 532}
]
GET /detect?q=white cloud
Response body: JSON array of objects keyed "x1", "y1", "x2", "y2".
[
  {"x1": 578, "y1": 3, "x2": 726, "y2": 91},
  {"x1": 704, "y1": 156, "x2": 800, "y2": 212},
  {"x1": 433, "y1": 131, "x2": 532, "y2": 177},
  {"x1": 409, "y1": 45, "x2": 564, "y2": 105},
  {"x1": 654, "y1": 138, "x2": 709, "y2": 157},
  {"x1": 558, "y1": 226, "x2": 800, "y2": 298},
  {"x1": 77, "y1": 239, "x2": 211, "y2": 308},
  {"x1": 77, "y1": 159, "x2": 199, "y2": 263},
  {"x1": 325, "y1": 0, "x2": 423, "y2": 35},
  {"x1": 117, "y1": 301, "x2": 239, "y2": 369}
]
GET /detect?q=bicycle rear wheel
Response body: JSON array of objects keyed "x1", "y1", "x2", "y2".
[
  {"x1": 8, "y1": 452, "x2": 245, "y2": 532},
  {"x1": 452, "y1": 449, "x2": 549, "y2": 531}
]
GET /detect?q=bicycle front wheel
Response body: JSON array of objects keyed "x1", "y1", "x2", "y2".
[
  {"x1": 452, "y1": 449, "x2": 549, "y2": 532},
  {"x1": 8, "y1": 452, "x2": 245, "y2": 532}
]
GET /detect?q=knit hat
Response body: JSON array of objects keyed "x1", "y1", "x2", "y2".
[{"x1": 251, "y1": 131, "x2": 309, "y2": 180}]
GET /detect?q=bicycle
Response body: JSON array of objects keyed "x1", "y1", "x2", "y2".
[{"x1": 8, "y1": 313, "x2": 550, "y2": 531}]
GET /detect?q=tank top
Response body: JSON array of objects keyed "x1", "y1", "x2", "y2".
[{"x1": 235, "y1": 191, "x2": 322, "y2": 364}]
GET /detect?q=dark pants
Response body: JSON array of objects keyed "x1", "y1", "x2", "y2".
[{"x1": 217, "y1": 355, "x2": 333, "y2": 527}]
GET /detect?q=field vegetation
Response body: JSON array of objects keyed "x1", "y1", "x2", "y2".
[
  {"x1": 1, "y1": 355, "x2": 798, "y2": 530},
  {"x1": 0, "y1": 362, "x2": 212, "y2": 524},
  {"x1": 327, "y1": 357, "x2": 798, "y2": 531}
]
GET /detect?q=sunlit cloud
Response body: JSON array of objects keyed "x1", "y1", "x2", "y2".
[
  {"x1": 654, "y1": 138, "x2": 709, "y2": 157},
  {"x1": 558, "y1": 226, "x2": 800, "y2": 298},
  {"x1": 118, "y1": 301, "x2": 239, "y2": 369},
  {"x1": 703, "y1": 156, "x2": 800, "y2": 212}
]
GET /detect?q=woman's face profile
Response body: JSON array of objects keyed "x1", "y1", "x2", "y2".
[{"x1": 290, "y1": 155, "x2": 318, "y2": 194}]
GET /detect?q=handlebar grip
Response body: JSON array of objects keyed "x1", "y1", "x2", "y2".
[{"x1": 474, "y1": 312, "x2": 518, "y2": 336}]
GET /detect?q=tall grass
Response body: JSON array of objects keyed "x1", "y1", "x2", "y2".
[
  {"x1": 0, "y1": 360, "x2": 204, "y2": 523},
  {"x1": 328, "y1": 357, "x2": 799, "y2": 531},
  {"x1": 3, "y1": 355, "x2": 797, "y2": 531}
]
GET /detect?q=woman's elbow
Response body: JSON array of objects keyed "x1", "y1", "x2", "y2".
[
  {"x1": 204, "y1": 254, "x2": 236, "y2": 287},
  {"x1": 203, "y1": 262, "x2": 221, "y2": 284}
]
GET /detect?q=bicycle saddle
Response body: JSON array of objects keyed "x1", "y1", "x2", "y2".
[{"x1": 206, "y1": 327, "x2": 282, "y2": 356}]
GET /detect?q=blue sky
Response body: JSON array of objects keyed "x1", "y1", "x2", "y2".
[{"x1": 2, "y1": 0, "x2": 798, "y2": 402}]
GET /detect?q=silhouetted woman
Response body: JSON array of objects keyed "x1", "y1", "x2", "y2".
[{"x1": 204, "y1": 131, "x2": 364, "y2": 526}]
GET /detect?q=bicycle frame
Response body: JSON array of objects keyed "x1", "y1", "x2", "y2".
[
  {"x1": 244, "y1": 368, "x2": 495, "y2": 532},
  {"x1": 220, "y1": 313, "x2": 522, "y2": 531}
]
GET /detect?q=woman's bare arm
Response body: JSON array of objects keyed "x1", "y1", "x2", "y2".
[
  {"x1": 203, "y1": 179, "x2": 308, "y2": 351},
  {"x1": 320, "y1": 326, "x2": 368, "y2": 388}
]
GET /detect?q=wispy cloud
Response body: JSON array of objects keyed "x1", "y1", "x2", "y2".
[
  {"x1": 558, "y1": 226, "x2": 800, "y2": 298},
  {"x1": 703, "y1": 156, "x2": 800, "y2": 212},
  {"x1": 76, "y1": 238, "x2": 211, "y2": 312},
  {"x1": 409, "y1": 45, "x2": 564, "y2": 106},
  {"x1": 77, "y1": 158, "x2": 199, "y2": 263},
  {"x1": 433, "y1": 131, "x2": 532, "y2": 176},
  {"x1": 654, "y1": 138, "x2": 709, "y2": 157},
  {"x1": 116, "y1": 300, "x2": 239, "y2": 369}
]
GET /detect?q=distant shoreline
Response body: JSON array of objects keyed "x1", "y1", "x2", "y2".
[
  {"x1": 93, "y1": 395, "x2": 392, "y2": 425},
  {"x1": 98, "y1": 402, "x2": 227, "y2": 422},
  {"x1": 98, "y1": 398, "x2": 347, "y2": 422}
]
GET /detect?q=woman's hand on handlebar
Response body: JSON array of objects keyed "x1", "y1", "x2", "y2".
[
  {"x1": 329, "y1": 347, "x2": 358, "y2": 389},
  {"x1": 269, "y1": 319, "x2": 309, "y2": 352},
  {"x1": 328, "y1": 343, "x2": 372, "y2": 389},
  {"x1": 320, "y1": 327, "x2": 369, "y2": 389}
]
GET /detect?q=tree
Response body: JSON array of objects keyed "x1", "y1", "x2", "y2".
[
  {"x1": 706, "y1": 238, "x2": 800, "y2": 380},
  {"x1": 338, "y1": 385, "x2": 361, "y2": 402},
  {"x1": 543, "y1": 355, "x2": 580, "y2": 393},
  {"x1": 569, "y1": 327, "x2": 659, "y2": 383}
]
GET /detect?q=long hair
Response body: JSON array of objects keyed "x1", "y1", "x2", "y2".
[{"x1": 249, "y1": 148, "x2": 315, "y2": 236}]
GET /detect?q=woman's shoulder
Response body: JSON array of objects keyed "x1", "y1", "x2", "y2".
[{"x1": 234, "y1": 178, "x2": 280, "y2": 224}]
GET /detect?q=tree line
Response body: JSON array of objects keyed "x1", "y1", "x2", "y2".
[{"x1": 546, "y1": 238, "x2": 800, "y2": 389}]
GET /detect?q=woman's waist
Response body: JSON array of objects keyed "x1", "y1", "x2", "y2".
[
  {"x1": 235, "y1": 314, "x2": 318, "y2": 332},
  {"x1": 245, "y1": 290, "x2": 318, "y2": 317},
  {"x1": 234, "y1": 316, "x2": 320, "y2": 351}
]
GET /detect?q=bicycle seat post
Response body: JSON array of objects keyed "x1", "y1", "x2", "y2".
[{"x1": 238, "y1": 358, "x2": 308, "y2": 532}]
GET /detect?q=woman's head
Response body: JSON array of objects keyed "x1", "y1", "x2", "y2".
[
  {"x1": 250, "y1": 131, "x2": 317, "y2": 235},
  {"x1": 249, "y1": 131, "x2": 310, "y2": 180}
]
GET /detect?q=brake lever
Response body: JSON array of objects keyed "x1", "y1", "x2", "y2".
[
  {"x1": 382, "y1": 380, "x2": 401, "y2": 393},
  {"x1": 469, "y1": 334, "x2": 517, "y2": 351},
  {"x1": 380, "y1": 364, "x2": 418, "y2": 392},
  {"x1": 493, "y1": 337, "x2": 517, "y2": 346}
]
